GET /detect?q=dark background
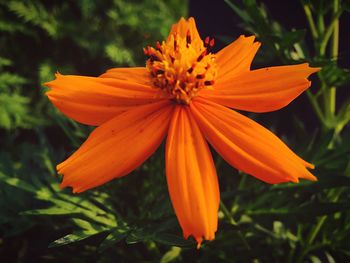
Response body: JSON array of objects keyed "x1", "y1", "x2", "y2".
[{"x1": 190, "y1": 0, "x2": 350, "y2": 65}]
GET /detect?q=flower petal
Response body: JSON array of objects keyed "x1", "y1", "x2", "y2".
[
  {"x1": 168, "y1": 17, "x2": 201, "y2": 43},
  {"x1": 99, "y1": 67, "x2": 150, "y2": 83},
  {"x1": 201, "y1": 63, "x2": 320, "y2": 112},
  {"x1": 215, "y1": 35, "x2": 260, "y2": 79},
  {"x1": 191, "y1": 98, "x2": 317, "y2": 184},
  {"x1": 45, "y1": 68, "x2": 162, "y2": 126},
  {"x1": 166, "y1": 106, "x2": 219, "y2": 247},
  {"x1": 58, "y1": 100, "x2": 174, "y2": 193}
]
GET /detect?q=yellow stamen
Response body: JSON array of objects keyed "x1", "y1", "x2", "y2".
[{"x1": 145, "y1": 32, "x2": 217, "y2": 104}]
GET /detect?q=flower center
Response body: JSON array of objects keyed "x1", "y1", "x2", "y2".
[{"x1": 144, "y1": 31, "x2": 217, "y2": 104}]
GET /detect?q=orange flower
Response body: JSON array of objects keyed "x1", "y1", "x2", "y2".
[{"x1": 45, "y1": 17, "x2": 318, "y2": 247}]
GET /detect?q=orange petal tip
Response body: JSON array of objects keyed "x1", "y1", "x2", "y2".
[
  {"x1": 309, "y1": 66, "x2": 321, "y2": 74},
  {"x1": 307, "y1": 173, "x2": 318, "y2": 182},
  {"x1": 239, "y1": 34, "x2": 256, "y2": 41},
  {"x1": 56, "y1": 163, "x2": 63, "y2": 172},
  {"x1": 196, "y1": 237, "x2": 203, "y2": 249},
  {"x1": 55, "y1": 71, "x2": 62, "y2": 78},
  {"x1": 43, "y1": 72, "x2": 61, "y2": 88},
  {"x1": 187, "y1": 16, "x2": 195, "y2": 22},
  {"x1": 307, "y1": 162, "x2": 315, "y2": 169},
  {"x1": 290, "y1": 177, "x2": 299, "y2": 183},
  {"x1": 72, "y1": 188, "x2": 81, "y2": 194},
  {"x1": 311, "y1": 177, "x2": 318, "y2": 182},
  {"x1": 43, "y1": 81, "x2": 53, "y2": 88}
]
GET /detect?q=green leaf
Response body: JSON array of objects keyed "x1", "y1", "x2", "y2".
[
  {"x1": 98, "y1": 228, "x2": 129, "y2": 251},
  {"x1": 0, "y1": 92, "x2": 41, "y2": 129},
  {"x1": 0, "y1": 57, "x2": 12, "y2": 67},
  {"x1": 248, "y1": 202, "x2": 350, "y2": 220},
  {"x1": 153, "y1": 233, "x2": 194, "y2": 248},
  {"x1": 321, "y1": 63, "x2": 350, "y2": 87},
  {"x1": 0, "y1": 172, "x2": 37, "y2": 193},
  {"x1": 311, "y1": 130, "x2": 335, "y2": 163},
  {"x1": 105, "y1": 44, "x2": 135, "y2": 66},
  {"x1": 48, "y1": 230, "x2": 109, "y2": 248},
  {"x1": 125, "y1": 228, "x2": 151, "y2": 244},
  {"x1": 224, "y1": 0, "x2": 253, "y2": 23},
  {"x1": 38, "y1": 62, "x2": 56, "y2": 87},
  {"x1": 279, "y1": 30, "x2": 306, "y2": 48},
  {"x1": 21, "y1": 207, "x2": 80, "y2": 216},
  {"x1": 309, "y1": 255, "x2": 322, "y2": 263},
  {"x1": 0, "y1": 72, "x2": 26, "y2": 90},
  {"x1": 7, "y1": 1, "x2": 59, "y2": 37},
  {"x1": 160, "y1": 247, "x2": 182, "y2": 263}
]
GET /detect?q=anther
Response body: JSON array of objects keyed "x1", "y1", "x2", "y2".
[
  {"x1": 149, "y1": 54, "x2": 159, "y2": 62},
  {"x1": 152, "y1": 67, "x2": 164, "y2": 75},
  {"x1": 209, "y1": 38, "x2": 215, "y2": 48},
  {"x1": 156, "y1": 41, "x2": 162, "y2": 53},
  {"x1": 204, "y1": 37, "x2": 215, "y2": 52},
  {"x1": 186, "y1": 30, "x2": 191, "y2": 47},
  {"x1": 204, "y1": 36, "x2": 210, "y2": 46},
  {"x1": 204, "y1": 80, "x2": 215, "y2": 86},
  {"x1": 173, "y1": 33, "x2": 177, "y2": 51},
  {"x1": 156, "y1": 69, "x2": 164, "y2": 75},
  {"x1": 187, "y1": 67, "x2": 194, "y2": 74},
  {"x1": 197, "y1": 50, "x2": 207, "y2": 62},
  {"x1": 146, "y1": 31, "x2": 218, "y2": 105}
]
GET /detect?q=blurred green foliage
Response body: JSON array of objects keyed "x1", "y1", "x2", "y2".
[{"x1": 0, "y1": 0, "x2": 350, "y2": 262}]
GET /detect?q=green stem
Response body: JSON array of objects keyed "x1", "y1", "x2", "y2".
[
  {"x1": 306, "y1": 90, "x2": 325, "y2": 125},
  {"x1": 317, "y1": 3, "x2": 325, "y2": 34},
  {"x1": 220, "y1": 200, "x2": 237, "y2": 226},
  {"x1": 219, "y1": 201, "x2": 261, "y2": 263},
  {"x1": 306, "y1": 189, "x2": 342, "y2": 245},
  {"x1": 300, "y1": 5, "x2": 328, "y2": 129},
  {"x1": 328, "y1": 0, "x2": 340, "y2": 116},
  {"x1": 232, "y1": 174, "x2": 247, "y2": 206},
  {"x1": 319, "y1": 0, "x2": 340, "y2": 130},
  {"x1": 238, "y1": 173, "x2": 247, "y2": 190},
  {"x1": 331, "y1": 2, "x2": 339, "y2": 58},
  {"x1": 303, "y1": 4, "x2": 318, "y2": 40},
  {"x1": 319, "y1": 8, "x2": 342, "y2": 56},
  {"x1": 306, "y1": 216, "x2": 327, "y2": 245},
  {"x1": 297, "y1": 188, "x2": 343, "y2": 263}
]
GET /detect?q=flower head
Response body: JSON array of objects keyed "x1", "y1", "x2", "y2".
[
  {"x1": 45, "y1": 17, "x2": 318, "y2": 247},
  {"x1": 144, "y1": 23, "x2": 217, "y2": 104}
]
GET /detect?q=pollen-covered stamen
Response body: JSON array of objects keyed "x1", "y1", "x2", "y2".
[
  {"x1": 204, "y1": 80, "x2": 215, "y2": 86},
  {"x1": 204, "y1": 36, "x2": 215, "y2": 52},
  {"x1": 186, "y1": 30, "x2": 191, "y2": 47},
  {"x1": 197, "y1": 50, "x2": 207, "y2": 62},
  {"x1": 156, "y1": 41, "x2": 162, "y2": 53},
  {"x1": 173, "y1": 33, "x2": 178, "y2": 51},
  {"x1": 204, "y1": 36, "x2": 210, "y2": 46},
  {"x1": 145, "y1": 31, "x2": 217, "y2": 104},
  {"x1": 170, "y1": 55, "x2": 175, "y2": 64}
]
